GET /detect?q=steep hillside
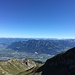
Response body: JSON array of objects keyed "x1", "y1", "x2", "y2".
[
  {"x1": 33, "y1": 47, "x2": 75, "y2": 75},
  {"x1": 7, "y1": 39, "x2": 75, "y2": 55},
  {"x1": 0, "y1": 58, "x2": 36, "y2": 75},
  {"x1": 17, "y1": 64, "x2": 42, "y2": 75}
]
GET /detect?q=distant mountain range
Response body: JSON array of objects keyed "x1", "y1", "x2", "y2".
[
  {"x1": 0, "y1": 38, "x2": 75, "y2": 61},
  {"x1": 7, "y1": 39, "x2": 75, "y2": 55},
  {"x1": 0, "y1": 38, "x2": 29, "y2": 45}
]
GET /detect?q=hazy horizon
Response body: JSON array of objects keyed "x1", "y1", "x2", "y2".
[{"x1": 0, "y1": 37, "x2": 75, "y2": 40}]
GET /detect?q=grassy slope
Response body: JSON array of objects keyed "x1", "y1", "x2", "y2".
[
  {"x1": 17, "y1": 64, "x2": 43, "y2": 75},
  {"x1": 0, "y1": 58, "x2": 28, "y2": 75}
]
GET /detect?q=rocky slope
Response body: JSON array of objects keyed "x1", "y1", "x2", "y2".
[{"x1": 0, "y1": 58, "x2": 36, "y2": 75}]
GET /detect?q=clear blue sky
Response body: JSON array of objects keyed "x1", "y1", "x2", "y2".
[{"x1": 0, "y1": 0, "x2": 75, "y2": 39}]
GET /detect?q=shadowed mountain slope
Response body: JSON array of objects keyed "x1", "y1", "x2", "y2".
[{"x1": 33, "y1": 47, "x2": 75, "y2": 75}]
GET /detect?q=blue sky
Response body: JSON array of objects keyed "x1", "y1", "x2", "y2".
[{"x1": 0, "y1": 0, "x2": 75, "y2": 39}]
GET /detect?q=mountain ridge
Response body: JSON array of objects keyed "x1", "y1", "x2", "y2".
[
  {"x1": 33, "y1": 47, "x2": 75, "y2": 75},
  {"x1": 0, "y1": 58, "x2": 37, "y2": 75},
  {"x1": 7, "y1": 39, "x2": 75, "y2": 55}
]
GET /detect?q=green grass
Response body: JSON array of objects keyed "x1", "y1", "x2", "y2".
[
  {"x1": 17, "y1": 64, "x2": 43, "y2": 75},
  {"x1": 0, "y1": 58, "x2": 42, "y2": 75},
  {"x1": 0, "y1": 58, "x2": 28, "y2": 75}
]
